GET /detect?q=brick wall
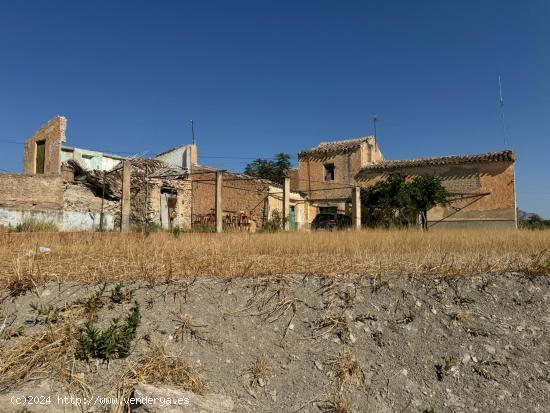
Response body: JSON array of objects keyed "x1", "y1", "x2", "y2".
[
  {"x1": 23, "y1": 116, "x2": 66, "y2": 175},
  {"x1": 0, "y1": 173, "x2": 63, "y2": 210},
  {"x1": 191, "y1": 169, "x2": 270, "y2": 227}
]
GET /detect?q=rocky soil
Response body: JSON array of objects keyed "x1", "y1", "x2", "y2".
[{"x1": 1, "y1": 272, "x2": 549, "y2": 412}]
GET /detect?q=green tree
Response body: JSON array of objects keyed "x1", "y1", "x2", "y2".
[
  {"x1": 244, "y1": 153, "x2": 291, "y2": 184},
  {"x1": 408, "y1": 175, "x2": 449, "y2": 230},
  {"x1": 361, "y1": 173, "x2": 449, "y2": 230}
]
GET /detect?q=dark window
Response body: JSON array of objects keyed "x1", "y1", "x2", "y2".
[
  {"x1": 36, "y1": 140, "x2": 45, "y2": 174},
  {"x1": 324, "y1": 163, "x2": 335, "y2": 181}
]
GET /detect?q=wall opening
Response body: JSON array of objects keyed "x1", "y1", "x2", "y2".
[
  {"x1": 36, "y1": 140, "x2": 46, "y2": 174},
  {"x1": 324, "y1": 163, "x2": 335, "y2": 181},
  {"x1": 160, "y1": 187, "x2": 178, "y2": 230}
]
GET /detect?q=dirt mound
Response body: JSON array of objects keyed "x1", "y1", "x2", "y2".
[{"x1": 1, "y1": 272, "x2": 549, "y2": 412}]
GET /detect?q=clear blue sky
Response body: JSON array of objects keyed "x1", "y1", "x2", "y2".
[{"x1": 1, "y1": 1, "x2": 549, "y2": 217}]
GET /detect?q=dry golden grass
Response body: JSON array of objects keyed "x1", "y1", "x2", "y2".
[
  {"x1": 0, "y1": 229, "x2": 548, "y2": 288},
  {"x1": 0, "y1": 305, "x2": 89, "y2": 394}
]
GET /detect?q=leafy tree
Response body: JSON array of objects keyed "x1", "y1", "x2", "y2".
[
  {"x1": 408, "y1": 175, "x2": 450, "y2": 230},
  {"x1": 361, "y1": 174, "x2": 411, "y2": 228},
  {"x1": 244, "y1": 153, "x2": 291, "y2": 184},
  {"x1": 361, "y1": 173, "x2": 449, "y2": 230}
]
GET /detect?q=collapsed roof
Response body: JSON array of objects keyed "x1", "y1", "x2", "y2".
[{"x1": 66, "y1": 158, "x2": 188, "y2": 199}]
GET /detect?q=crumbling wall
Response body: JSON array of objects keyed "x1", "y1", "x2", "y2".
[
  {"x1": 23, "y1": 116, "x2": 66, "y2": 175},
  {"x1": 0, "y1": 173, "x2": 118, "y2": 230},
  {"x1": 63, "y1": 183, "x2": 119, "y2": 230},
  {"x1": 140, "y1": 179, "x2": 192, "y2": 229}
]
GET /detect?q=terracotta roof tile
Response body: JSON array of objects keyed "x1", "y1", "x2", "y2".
[
  {"x1": 356, "y1": 150, "x2": 515, "y2": 176},
  {"x1": 299, "y1": 136, "x2": 375, "y2": 159}
]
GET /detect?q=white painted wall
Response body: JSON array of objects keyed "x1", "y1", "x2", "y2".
[{"x1": 0, "y1": 208, "x2": 115, "y2": 231}]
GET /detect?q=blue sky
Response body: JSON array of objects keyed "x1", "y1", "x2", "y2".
[{"x1": 1, "y1": 1, "x2": 549, "y2": 217}]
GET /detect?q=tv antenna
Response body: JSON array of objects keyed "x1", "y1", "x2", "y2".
[
  {"x1": 373, "y1": 115, "x2": 378, "y2": 146},
  {"x1": 190, "y1": 120, "x2": 196, "y2": 145},
  {"x1": 498, "y1": 76, "x2": 508, "y2": 147}
]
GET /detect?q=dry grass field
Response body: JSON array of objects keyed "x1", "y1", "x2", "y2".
[
  {"x1": 1, "y1": 229, "x2": 549, "y2": 412},
  {"x1": 1, "y1": 229, "x2": 548, "y2": 290}
]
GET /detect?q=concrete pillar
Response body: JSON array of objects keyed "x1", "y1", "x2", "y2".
[
  {"x1": 121, "y1": 161, "x2": 131, "y2": 232},
  {"x1": 215, "y1": 171, "x2": 223, "y2": 233},
  {"x1": 283, "y1": 177, "x2": 290, "y2": 231},
  {"x1": 352, "y1": 186, "x2": 361, "y2": 230}
]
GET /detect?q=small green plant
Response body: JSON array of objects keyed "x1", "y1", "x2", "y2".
[
  {"x1": 29, "y1": 303, "x2": 59, "y2": 324},
  {"x1": 261, "y1": 210, "x2": 284, "y2": 232},
  {"x1": 14, "y1": 219, "x2": 58, "y2": 232},
  {"x1": 76, "y1": 301, "x2": 141, "y2": 362},
  {"x1": 83, "y1": 283, "x2": 107, "y2": 319},
  {"x1": 171, "y1": 226, "x2": 187, "y2": 237},
  {"x1": 110, "y1": 283, "x2": 125, "y2": 304}
]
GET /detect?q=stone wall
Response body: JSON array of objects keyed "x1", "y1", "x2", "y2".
[
  {"x1": 146, "y1": 179, "x2": 192, "y2": 229},
  {"x1": 357, "y1": 161, "x2": 517, "y2": 228},
  {"x1": 23, "y1": 116, "x2": 66, "y2": 175}
]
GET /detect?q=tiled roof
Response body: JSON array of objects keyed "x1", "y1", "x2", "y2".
[
  {"x1": 356, "y1": 150, "x2": 515, "y2": 175},
  {"x1": 299, "y1": 136, "x2": 375, "y2": 159}
]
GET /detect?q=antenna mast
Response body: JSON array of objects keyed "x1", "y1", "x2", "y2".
[
  {"x1": 498, "y1": 76, "x2": 508, "y2": 147},
  {"x1": 191, "y1": 120, "x2": 196, "y2": 145},
  {"x1": 373, "y1": 115, "x2": 378, "y2": 147}
]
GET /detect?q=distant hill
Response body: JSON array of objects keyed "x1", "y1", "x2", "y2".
[{"x1": 517, "y1": 209, "x2": 540, "y2": 220}]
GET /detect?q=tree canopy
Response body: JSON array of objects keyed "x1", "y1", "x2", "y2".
[
  {"x1": 361, "y1": 174, "x2": 449, "y2": 229},
  {"x1": 243, "y1": 153, "x2": 291, "y2": 184}
]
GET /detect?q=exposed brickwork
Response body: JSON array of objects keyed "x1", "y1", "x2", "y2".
[
  {"x1": 191, "y1": 168, "x2": 271, "y2": 228},
  {"x1": 23, "y1": 116, "x2": 66, "y2": 175},
  {"x1": 0, "y1": 173, "x2": 63, "y2": 210}
]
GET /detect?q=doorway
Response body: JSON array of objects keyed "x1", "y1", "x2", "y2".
[
  {"x1": 36, "y1": 140, "x2": 45, "y2": 174},
  {"x1": 160, "y1": 188, "x2": 178, "y2": 230}
]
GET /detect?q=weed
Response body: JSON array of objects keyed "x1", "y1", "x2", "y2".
[
  {"x1": 326, "y1": 350, "x2": 364, "y2": 388},
  {"x1": 172, "y1": 313, "x2": 213, "y2": 346},
  {"x1": 114, "y1": 343, "x2": 205, "y2": 407},
  {"x1": 318, "y1": 395, "x2": 352, "y2": 413},
  {"x1": 82, "y1": 283, "x2": 107, "y2": 320},
  {"x1": 29, "y1": 303, "x2": 59, "y2": 324},
  {"x1": 110, "y1": 283, "x2": 129, "y2": 304},
  {"x1": 14, "y1": 219, "x2": 58, "y2": 233},
  {"x1": 1, "y1": 326, "x2": 24, "y2": 340},
  {"x1": 313, "y1": 314, "x2": 351, "y2": 344},
  {"x1": 246, "y1": 355, "x2": 270, "y2": 388},
  {"x1": 76, "y1": 301, "x2": 141, "y2": 362},
  {"x1": 452, "y1": 311, "x2": 470, "y2": 322}
]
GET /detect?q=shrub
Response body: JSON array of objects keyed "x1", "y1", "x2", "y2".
[
  {"x1": 261, "y1": 210, "x2": 284, "y2": 232},
  {"x1": 76, "y1": 301, "x2": 141, "y2": 362},
  {"x1": 14, "y1": 219, "x2": 58, "y2": 232}
]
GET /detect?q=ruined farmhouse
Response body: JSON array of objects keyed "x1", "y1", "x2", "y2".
[
  {"x1": 0, "y1": 116, "x2": 303, "y2": 232},
  {"x1": 0, "y1": 116, "x2": 517, "y2": 231},
  {"x1": 292, "y1": 136, "x2": 517, "y2": 229}
]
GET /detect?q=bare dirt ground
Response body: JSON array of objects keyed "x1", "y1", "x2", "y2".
[{"x1": 1, "y1": 272, "x2": 549, "y2": 412}]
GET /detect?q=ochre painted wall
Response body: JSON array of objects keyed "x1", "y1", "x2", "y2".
[{"x1": 357, "y1": 161, "x2": 516, "y2": 228}]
